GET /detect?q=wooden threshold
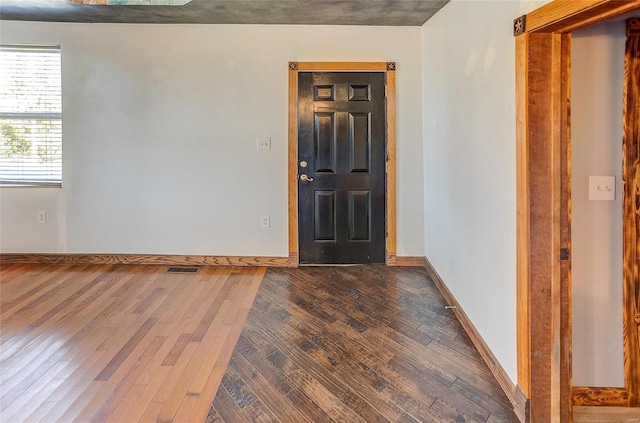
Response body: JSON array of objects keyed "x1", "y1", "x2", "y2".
[
  {"x1": 573, "y1": 406, "x2": 640, "y2": 422},
  {"x1": 0, "y1": 254, "x2": 290, "y2": 267}
]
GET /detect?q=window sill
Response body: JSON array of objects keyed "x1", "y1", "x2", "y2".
[{"x1": 0, "y1": 183, "x2": 62, "y2": 188}]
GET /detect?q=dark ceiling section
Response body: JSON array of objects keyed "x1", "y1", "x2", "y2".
[{"x1": 0, "y1": 0, "x2": 450, "y2": 26}]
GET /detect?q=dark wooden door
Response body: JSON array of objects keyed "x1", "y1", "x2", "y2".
[{"x1": 298, "y1": 72, "x2": 386, "y2": 264}]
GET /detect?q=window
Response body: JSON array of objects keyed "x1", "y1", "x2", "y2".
[{"x1": 0, "y1": 45, "x2": 62, "y2": 186}]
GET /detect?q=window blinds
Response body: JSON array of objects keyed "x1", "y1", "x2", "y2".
[{"x1": 0, "y1": 45, "x2": 62, "y2": 186}]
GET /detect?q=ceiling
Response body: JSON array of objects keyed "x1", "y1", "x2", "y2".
[{"x1": 0, "y1": 0, "x2": 450, "y2": 26}]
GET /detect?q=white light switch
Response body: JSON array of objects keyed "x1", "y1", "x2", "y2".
[
  {"x1": 257, "y1": 137, "x2": 271, "y2": 151},
  {"x1": 261, "y1": 215, "x2": 270, "y2": 228},
  {"x1": 589, "y1": 176, "x2": 615, "y2": 201}
]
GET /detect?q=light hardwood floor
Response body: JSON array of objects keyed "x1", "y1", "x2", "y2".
[{"x1": 0, "y1": 264, "x2": 266, "y2": 423}]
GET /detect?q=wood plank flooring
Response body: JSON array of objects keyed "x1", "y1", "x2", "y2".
[
  {"x1": 207, "y1": 266, "x2": 518, "y2": 423},
  {"x1": 1, "y1": 264, "x2": 518, "y2": 422},
  {"x1": 0, "y1": 264, "x2": 266, "y2": 423}
]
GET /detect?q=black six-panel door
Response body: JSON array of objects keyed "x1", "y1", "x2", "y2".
[{"x1": 298, "y1": 72, "x2": 386, "y2": 264}]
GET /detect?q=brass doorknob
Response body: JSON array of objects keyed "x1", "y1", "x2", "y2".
[{"x1": 299, "y1": 174, "x2": 314, "y2": 182}]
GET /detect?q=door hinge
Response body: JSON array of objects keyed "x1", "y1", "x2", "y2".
[{"x1": 560, "y1": 248, "x2": 570, "y2": 261}]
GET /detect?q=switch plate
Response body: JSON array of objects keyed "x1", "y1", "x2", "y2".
[
  {"x1": 261, "y1": 215, "x2": 270, "y2": 228},
  {"x1": 37, "y1": 211, "x2": 46, "y2": 224},
  {"x1": 589, "y1": 176, "x2": 615, "y2": 201},
  {"x1": 257, "y1": 137, "x2": 271, "y2": 151}
]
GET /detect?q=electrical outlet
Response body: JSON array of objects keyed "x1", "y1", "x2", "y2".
[
  {"x1": 37, "y1": 211, "x2": 46, "y2": 224},
  {"x1": 257, "y1": 137, "x2": 271, "y2": 151},
  {"x1": 261, "y1": 215, "x2": 270, "y2": 228}
]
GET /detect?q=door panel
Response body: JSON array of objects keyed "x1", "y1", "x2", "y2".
[
  {"x1": 314, "y1": 112, "x2": 336, "y2": 173},
  {"x1": 349, "y1": 113, "x2": 371, "y2": 172},
  {"x1": 314, "y1": 191, "x2": 336, "y2": 241},
  {"x1": 349, "y1": 190, "x2": 371, "y2": 241},
  {"x1": 298, "y1": 72, "x2": 386, "y2": 264}
]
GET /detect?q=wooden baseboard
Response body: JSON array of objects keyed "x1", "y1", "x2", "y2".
[
  {"x1": 573, "y1": 406, "x2": 640, "y2": 422},
  {"x1": 0, "y1": 254, "x2": 290, "y2": 267},
  {"x1": 572, "y1": 386, "x2": 630, "y2": 407},
  {"x1": 386, "y1": 253, "x2": 398, "y2": 266},
  {"x1": 423, "y1": 257, "x2": 523, "y2": 421},
  {"x1": 396, "y1": 256, "x2": 427, "y2": 266}
]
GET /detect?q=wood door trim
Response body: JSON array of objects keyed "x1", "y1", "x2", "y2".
[
  {"x1": 516, "y1": 32, "x2": 569, "y2": 422},
  {"x1": 296, "y1": 62, "x2": 389, "y2": 71},
  {"x1": 559, "y1": 32, "x2": 573, "y2": 423},
  {"x1": 516, "y1": 1, "x2": 640, "y2": 421},
  {"x1": 622, "y1": 17, "x2": 640, "y2": 407},
  {"x1": 287, "y1": 62, "x2": 397, "y2": 266},
  {"x1": 524, "y1": 0, "x2": 640, "y2": 34}
]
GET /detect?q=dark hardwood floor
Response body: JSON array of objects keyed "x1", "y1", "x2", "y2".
[{"x1": 207, "y1": 266, "x2": 518, "y2": 423}]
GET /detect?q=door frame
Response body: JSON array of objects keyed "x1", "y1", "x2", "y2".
[
  {"x1": 287, "y1": 62, "x2": 397, "y2": 266},
  {"x1": 514, "y1": 1, "x2": 640, "y2": 422}
]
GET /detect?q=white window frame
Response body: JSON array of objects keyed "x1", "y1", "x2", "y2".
[{"x1": 0, "y1": 44, "x2": 62, "y2": 187}]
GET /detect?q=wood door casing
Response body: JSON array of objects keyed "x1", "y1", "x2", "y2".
[
  {"x1": 516, "y1": 2, "x2": 640, "y2": 421},
  {"x1": 297, "y1": 72, "x2": 386, "y2": 264},
  {"x1": 287, "y1": 62, "x2": 396, "y2": 266},
  {"x1": 622, "y1": 17, "x2": 640, "y2": 408}
]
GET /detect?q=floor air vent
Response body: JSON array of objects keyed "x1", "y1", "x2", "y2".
[{"x1": 165, "y1": 266, "x2": 201, "y2": 274}]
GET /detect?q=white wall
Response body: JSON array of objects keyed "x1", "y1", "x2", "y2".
[
  {"x1": 572, "y1": 20, "x2": 625, "y2": 387},
  {"x1": 421, "y1": 0, "x2": 549, "y2": 383},
  {"x1": 0, "y1": 22, "x2": 424, "y2": 256}
]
